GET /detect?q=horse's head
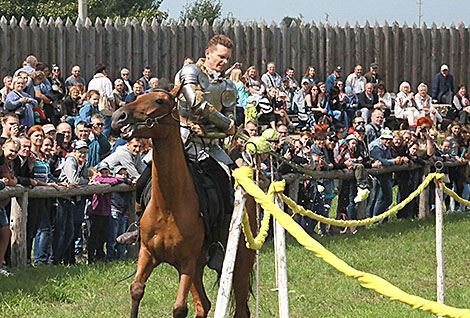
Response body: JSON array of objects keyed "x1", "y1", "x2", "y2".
[{"x1": 112, "y1": 84, "x2": 183, "y2": 139}]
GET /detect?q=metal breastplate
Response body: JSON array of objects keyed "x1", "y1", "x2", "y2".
[{"x1": 198, "y1": 71, "x2": 237, "y2": 112}]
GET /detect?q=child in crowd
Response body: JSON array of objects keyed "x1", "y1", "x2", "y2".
[
  {"x1": 88, "y1": 162, "x2": 127, "y2": 263},
  {"x1": 67, "y1": 90, "x2": 101, "y2": 129},
  {"x1": 107, "y1": 166, "x2": 132, "y2": 261},
  {"x1": 33, "y1": 100, "x2": 48, "y2": 125},
  {"x1": 343, "y1": 86, "x2": 358, "y2": 128}
]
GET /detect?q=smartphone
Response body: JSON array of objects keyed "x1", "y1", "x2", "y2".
[{"x1": 56, "y1": 133, "x2": 65, "y2": 148}]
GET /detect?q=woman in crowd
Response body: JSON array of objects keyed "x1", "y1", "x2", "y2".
[
  {"x1": 452, "y1": 84, "x2": 470, "y2": 124},
  {"x1": 230, "y1": 68, "x2": 247, "y2": 126},
  {"x1": 50, "y1": 64, "x2": 65, "y2": 95},
  {"x1": 302, "y1": 66, "x2": 317, "y2": 85},
  {"x1": 5, "y1": 76, "x2": 37, "y2": 129},
  {"x1": 62, "y1": 86, "x2": 81, "y2": 118},
  {"x1": 257, "y1": 87, "x2": 279, "y2": 130},
  {"x1": 243, "y1": 66, "x2": 265, "y2": 96},
  {"x1": 395, "y1": 81, "x2": 419, "y2": 128},
  {"x1": 27, "y1": 126, "x2": 61, "y2": 265},
  {"x1": 390, "y1": 131, "x2": 412, "y2": 218},
  {"x1": 336, "y1": 80, "x2": 346, "y2": 101}
]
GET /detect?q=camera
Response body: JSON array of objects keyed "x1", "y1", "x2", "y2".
[
  {"x1": 84, "y1": 123, "x2": 93, "y2": 129},
  {"x1": 18, "y1": 125, "x2": 27, "y2": 134}
]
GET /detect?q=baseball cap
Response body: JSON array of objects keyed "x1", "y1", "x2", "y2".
[
  {"x1": 380, "y1": 129, "x2": 393, "y2": 140},
  {"x1": 96, "y1": 162, "x2": 110, "y2": 171},
  {"x1": 42, "y1": 124, "x2": 56, "y2": 134},
  {"x1": 441, "y1": 64, "x2": 449, "y2": 71},
  {"x1": 278, "y1": 91, "x2": 287, "y2": 97},
  {"x1": 74, "y1": 140, "x2": 89, "y2": 150},
  {"x1": 334, "y1": 66, "x2": 342, "y2": 72},
  {"x1": 281, "y1": 77, "x2": 290, "y2": 82},
  {"x1": 370, "y1": 62, "x2": 379, "y2": 69},
  {"x1": 113, "y1": 166, "x2": 127, "y2": 176},
  {"x1": 345, "y1": 134, "x2": 357, "y2": 142},
  {"x1": 247, "y1": 96, "x2": 257, "y2": 105},
  {"x1": 301, "y1": 78, "x2": 310, "y2": 85}
]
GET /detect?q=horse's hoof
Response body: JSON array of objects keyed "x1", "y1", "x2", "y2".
[{"x1": 173, "y1": 306, "x2": 188, "y2": 318}]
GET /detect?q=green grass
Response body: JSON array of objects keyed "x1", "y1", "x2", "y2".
[{"x1": 2, "y1": 212, "x2": 470, "y2": 317}]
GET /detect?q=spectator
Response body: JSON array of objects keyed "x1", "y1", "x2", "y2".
[
  {"x1": 65, "y1": 65, "x2": 86, "y2": 90},
  {"x1": 293, "y1": 79, "x2": 311, "y2": 130},
  {"x1": 230, "y1": 69, "x2": 246, "y2": 126},
  {"x1": 377, "y1": 84, "x2": 392, "y2": 115},
  {"x1": 344, "y1": 87, "x2": 359, "y2": 128},
  {"x1": 432, "y1": 64, "x2": 454, "y2": 104},
  {"x1": 102, "y1": 137, "x2": 144, "y2": 178},
  {"x1": 87, "y1": 114, "x2": 111, "y2": 167},
  {"x1": 243, "y1": 66, "x2": 265, "y2": 96},
  {"x1": 145, "y1": 78, "x2": 159, "y2": 93},
  {"x1": 52, "y1": 140, "x2": 89, "y2": 265},
  {"x1": 364, "y1": 62, "x2": 382, "y2": 86},
  {"x1": 13, "y1": 55, "x2": 37, "y2": 78},
  {"x1": 257, "y1": 87, "x2": 278, "y2": 130},
  {"x1": 369, "y1": 129, "x2": 407, "y2": 221},
  {"x1": 451, "y1": 84, "x2": 470, "y2": 124},
  {"x1": 365, "y1": 110, "x2": 384, "y2": 145},
  {"x1": 120, "y1": 68, "x2": 133, "y2": 93},
  {"x1": 357, "y1": 83, "x2": 378, "y2": 123},
  {"x1": 261, "y1": 62, "x2": 282, "y2": 90},
  {"x1": 61, "y1": 86, "x2": 81, "y2": 117},
  {"x1": 73, "y1": 89, "x2": 100, "y2": 127},
  {"x1": 245, "y1": 120, "x2": 258, "y2": 137},
  {"x1": 395, "y1": 81, "x2": 419, "y2": 127},
  {"x1": 139, "y1": 67, "x2": 152, "y2": 91},
  {"x1": 415, "y1": 83, "x2": 442, "y2": 125},
  {"x1": 88, "y1": 64, "x2": 115, "y2": 136},
  {"x1": 302, "y1": 66, "x2": 318, "y2": 85},
  {"x1": 113, "y1": 79, "x2": 127, "y2": 110},
  {"x1": 326, "y1": 66, "x2": 344, "y2": 93},
  {"x1": 50, "y1": 64, "x2": 65, "y2": 95},
  {"x1": 0, "y1": 76, "x2": 12, "y2": 103},
  {"x1": 6, "y1": 76, "x2": 37, "y2": 129},
  {"x1": 0, "y1": 113, "x2": 20, "y2": 142},
  {"x1": 125, "y1": 80, "x2": 145, "y2": 104},
  {"x1": 285, "y1": 67, "x2": 299, "y2": 93},
  {"x1": 107, "y1": 166, "x2": 132, "y2": 261},
  {"x1": 345, "y1": 64, "x2": 367, "y2": 95}
]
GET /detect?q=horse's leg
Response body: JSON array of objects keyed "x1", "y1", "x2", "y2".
[
  {"x1": 233, "y1": 197, "x2": 257, "y2": 318},
  {"x1": 173, "y1": 261, "x2": 197, "y2": 318},
  {"x1": 130, "y1": 245, "x2": 158, "y2": 318},
  {"x1": 190, "y1": 251, "x2": 211, "y2": 318}
]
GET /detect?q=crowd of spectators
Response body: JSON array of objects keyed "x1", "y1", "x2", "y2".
[{"x1": 0, "y1": 54, "x2": 469, "y2": 277}]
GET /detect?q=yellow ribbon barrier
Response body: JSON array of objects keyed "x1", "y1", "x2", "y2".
[
  {"x1": 282, "y1": 172, "x2": 445, "y2": 227},
  {"x1": 233, "y1": 166, "x2": 470, "y2": 318},
  {"x1": 443, "y1": 184, "x2": 470, "y2": 207}
]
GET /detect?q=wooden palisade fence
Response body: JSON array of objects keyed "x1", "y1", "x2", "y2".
[{"x1": 0, "y1": 17, "x2": 469, "y2": 92}]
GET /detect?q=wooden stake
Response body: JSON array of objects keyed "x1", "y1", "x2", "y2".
[{"x1": 435, "y1": 180, "x2": 445, "y2": 317}]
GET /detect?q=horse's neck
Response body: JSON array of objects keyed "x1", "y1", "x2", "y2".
[{"x1": 151, "y1": 132, "x2": 191, "y2": 207}]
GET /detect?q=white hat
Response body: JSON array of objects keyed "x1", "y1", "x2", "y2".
[{"x1": 441, "y1": 64, "x2": 449, "y2": 71}]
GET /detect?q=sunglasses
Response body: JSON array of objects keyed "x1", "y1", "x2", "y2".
[
  {"x1": 53, "y1": 68, "x2": 60, "y2": 72},
  {"x1": 94, "y1": 123, "x2": 104, "y2": 127},
  {"x1": 122, "y1": 73, "x2": 129, "y2": 76}
]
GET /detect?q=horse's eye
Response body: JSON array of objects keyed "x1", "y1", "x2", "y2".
[{"x1": 155, "y1": 99, "x2": 163, "y2": 104}]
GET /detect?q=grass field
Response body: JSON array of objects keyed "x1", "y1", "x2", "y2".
[{"x1": 2, "y1": 211, "x2": 470, "y2": 317}]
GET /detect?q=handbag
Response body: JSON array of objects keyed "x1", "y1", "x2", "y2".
[
  {"x1": 98, "y1": 94, "x2": 113, "y2": 116},
  {"x1": 12, "y1": 91, "x2": 27, "y2": 119}
]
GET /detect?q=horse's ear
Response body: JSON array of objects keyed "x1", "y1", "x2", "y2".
[{"x1": 170, "y1": 82, "x2": 184, "y2": 98}]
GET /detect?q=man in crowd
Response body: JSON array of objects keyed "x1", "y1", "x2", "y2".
[
  {"x1": 13, "y1": 55, "x2": 37, "y2": 78},
  {"x1": 65, "y1": 65, "x2": 86, "y2": 90},
  {"x1": 102, "y1": 137, "x2": 144, "y2": 178},
  {"x1": 345, "y1": 64, "x2": 367, "y2": 95},
  {"x1": 285, "y1": 67, "x2": 299, "y2": 92},
  {"x1": 358, "y1": 83, "x2": 378, "y2": 123},
  {"x1": 88, "y1": 64, "x2": 115, "y2": 136},
  {"x1": 139, "y1": 67, "x2": 152, "y2": 91},
  {"x1": 365, "y1": 110, "x2": 385, "y2": 145},
  {"x1": 120, "y1": 68, "x2": 133, "y2": 93},
  {"x1": 364, "y1": 62, "x2": 382, "y2": 86},
  {"x1": 432, "y1": 64, "x2": 454, "y2": 104},
  {"x1": 261, "y1": 62, "x2": 282, "y2": 90},
  {"x1": 326, "y1": 66, "x2": 344, "y2": 92}
]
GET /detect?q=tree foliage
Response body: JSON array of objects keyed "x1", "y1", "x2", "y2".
[
  {"x1": 0, "y1": 0, "x2": 167, "y2": 22},
  {"x1": 180, "y1": 0, "x2": 222, "y2": 25}
]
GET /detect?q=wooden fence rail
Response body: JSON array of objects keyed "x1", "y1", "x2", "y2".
[
  {"x1": 0, "y1": 18, "x2": 469, "y2": 92},
  {"x1": 6, "y1": 183, "x2": 137, "y2": 268}
]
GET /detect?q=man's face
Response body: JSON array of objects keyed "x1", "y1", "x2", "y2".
[
  {"x1": 3, "y1": 117, "x2": 19, "y2": 137},
  {"x1": 57, "y1": 124, "x2": 72, "y2": 143},
  {"x1": 143, "y1": 68, "x2": 151, "y2": 79},
  {"x1": 3, "y1": 143, "x2": 18, "y2": 161},
  {"x1": 4, "y1": 78, "x2": 12, "y2": 89},
  {"x1": 19, "y1": 138, "x2": 31, "y2": 157},
  {"x1": 205, "y1": 44, "x2": 231, "y2": 72},
  {"x1": 372, "y1": 112, "x2": 384, "y2": 126},
  {"x1": 42, "y1": 67, "x2": 50, "y2": 78},
  {"x1": 72, "y1": 66, "x2": 81, "y2": 77},
  {"x1": 121, "y1": 70, "x2": 130, "y2": 80},
  {"x1": 286, "y1": 69, "x2": 294, "y2": 78},
  {"x1": 267, "y1": 63, "x2": 275, "y2": 74},
  {"x1": 134, "y1": 83, "x2": 144, "y2": 95},
  {"x1": 355, "y1": 66, "x2": 362, "y2": 77},
  {"x1": 371, "y1": 66, "x2": 378, "y2": 75},
  {"x1": 127, "y1": 139, "x2": 143, "y2": 156},
  {"x1": 441, "y1": 69, "x2": 448, "y2": 77},
  {"x1": 115, "y1": 82, "x2": 123, "y2": 91},
  {"x1": 309, "y1": 67, "x2": 316, "y2": 77},
  {"x1": 76, "y1": 124, "x2": 90, "y2": 141},
  {"x1": 354, "y1": 131, "x2": 365, "y2": 141},
  {"x1": 353, "y1": 118, "x2": 365, "y2": 127},
  {"x1": 91, "y1": 118, "x2": 105, "y2": 134},
  {"x1": 365, "y1": 84, "x2": 373, "y2": 94},
  {"x1": 245, "y1": 123, "x2": 257, "y2": 137},
  {"x1": 381, "y1": 138, "x2": 392, "y2": 147}
]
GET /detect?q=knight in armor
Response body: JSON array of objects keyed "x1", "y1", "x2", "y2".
[{"x1": 175, "y1": 34, "x2": 237, "y2": 273}]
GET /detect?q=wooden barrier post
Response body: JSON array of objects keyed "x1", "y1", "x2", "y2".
[
  {"x1": 126, "y1": 190, "x2": 139, "y2": 259},
  {"x1": 274, "y1": 193, "x2": 290, "y2": 318},
  {"x1": 435, "y1": 180, "x2": 445, "y2": 317},
  {"x1": 10, "y1": 192, "x2": 28, "y2": 268},
  {"x1": 418, "y1": 164, "x2": 431, "y2": 218},
  {"x1": 214, "y1": 187, "x2": 247, "y2": 318}
]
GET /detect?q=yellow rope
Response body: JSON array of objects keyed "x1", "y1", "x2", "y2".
[
  {"x1": 443, "y1": 184, "x2": 470, "y2": 207},
  {"x1": 233, "y1": 167, "x2": 470, "y2": 318}
]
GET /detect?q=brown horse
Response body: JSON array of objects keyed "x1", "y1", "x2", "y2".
[{"x1": 111, "y1": 84, "x2": 257, "y2": 318}]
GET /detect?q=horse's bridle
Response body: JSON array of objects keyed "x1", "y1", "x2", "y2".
[{"x1": 131, "y1": 89, "x2": 180, "y2": 129}]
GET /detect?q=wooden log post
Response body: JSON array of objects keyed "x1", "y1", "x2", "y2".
[
  {"x1": 274, "y1": 193, "x2": 289, "y2": 318},
  {"x1": 418, "y1": 164, "x2": 431, "y2": 218},
  {"x1": 435, "y1": 179, "x2": 445, "y2": 317},
  {"x1": 10, "y1": 192, "x2": 28, "y2": 268},
  {"x1": 214, "y1": 187, "x2": 247, "y2": 318}
]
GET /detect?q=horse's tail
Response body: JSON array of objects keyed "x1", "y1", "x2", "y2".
[{"x1": 116, "y1": 268, "x2": 137, "y2": 283}]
